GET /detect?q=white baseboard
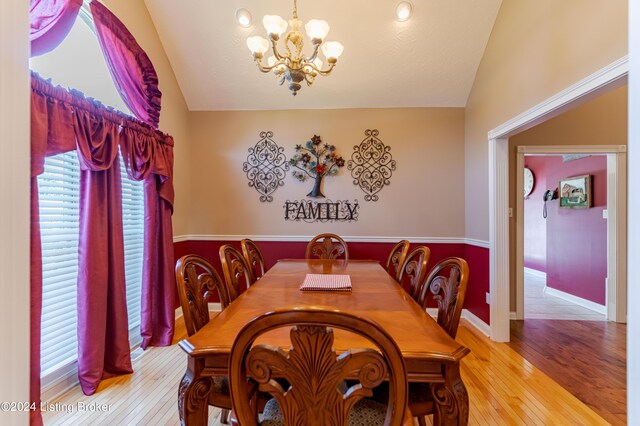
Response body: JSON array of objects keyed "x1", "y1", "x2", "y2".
[
  {"x1": 543, "y1": 286, "x2": 607, "y2": 315},
  {"x1": 509, "y1": 311, "x2": 517, "y2": 320},
  {"x1": 41, "y1": 364, "x2": 79, "y2": 404},
  {"x1": 175, "y1": 303, "x2": 222, "y2": 320},
  {"x1": 524, "y1": 267, "x2": 547, "y2": 280},
  {"x1": 425, "y1": 308, "x2": 490, "y2": 337},
  {"x1": 462, "y1": 309, "x2": 491, "y2": 337}
]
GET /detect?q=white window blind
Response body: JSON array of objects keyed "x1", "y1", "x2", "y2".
[
  {"x1": 120, "y1": 156, "x2": 144, "y2": 331},
  {"x1": 38, "y1": 151, "x2": 145, "y2": 380},
  {"x1": 38, "y1": 152, "x2": 80, "y2": 377}
]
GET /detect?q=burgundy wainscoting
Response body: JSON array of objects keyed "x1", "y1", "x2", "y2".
[
  {"x1": 463, "y1": 244, "x2": 490, "y2": 324},
  {"x1": 173, "y1": 239, "x2": 491, "y2": 325}
]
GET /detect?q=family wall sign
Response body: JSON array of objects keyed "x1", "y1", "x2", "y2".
[{"x1": 242, "y1": 130, "x2": 395, "y2": 223}]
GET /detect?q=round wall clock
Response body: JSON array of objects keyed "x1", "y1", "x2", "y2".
[{"x1": 524, "y1": 167, "x2": 535, "y2": 198}]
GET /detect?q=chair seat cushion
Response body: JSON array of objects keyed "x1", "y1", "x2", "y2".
[
  {"x1": 260, "y1": 397, "x2": 388, "y2": 426},
  {"x1": 211, "y1": 375, "x2": 230, "y2": 394},
  {"x1": 409, "y1": 382, "x2": 432, "y2": 403}
]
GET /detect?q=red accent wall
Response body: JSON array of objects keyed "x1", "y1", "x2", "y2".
[
  {"x1": 523, "y1": 156, "x2": 548, "y2": 273},
  {"x1": 173, "y1": 240, "x2": 491, "y2": 324},
  {"x1": 545, "y1": 156, "x2": 607, "y2": 305},
  {"x1": 463, "y1": 245, "x2": 490, "y2": 324}
]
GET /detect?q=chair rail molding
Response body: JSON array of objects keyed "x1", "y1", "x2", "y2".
[
  {"x1": 488, "y1": 56, "x2": 628, "y2": 342},
  {"x1": 173, "y1": 234, "x2": 490, "y2": 248}
]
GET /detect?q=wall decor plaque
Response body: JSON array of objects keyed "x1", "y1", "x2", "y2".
[
  {"x1": 243, "y1": 131, "x2": 289, "y2": 202},
  {"x1": 348, "y1": 129, "x2": 396, "y2": 202},
  {"x1": 283, "y1": 199, "x2": 359, "y2": 223}
]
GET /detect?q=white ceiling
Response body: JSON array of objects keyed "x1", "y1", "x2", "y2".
[{"x1": 144, "y1": 0, "x2": 502, "y2": 111}]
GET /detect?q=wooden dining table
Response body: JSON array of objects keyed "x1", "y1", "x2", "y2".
[{"x1": 178, "y1": 259, "x2": 470, "y2": 425}]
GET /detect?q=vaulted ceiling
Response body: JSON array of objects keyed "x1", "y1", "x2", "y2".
[{"x1": 144, "y1": 0, "x2": 502, "y2": 111}]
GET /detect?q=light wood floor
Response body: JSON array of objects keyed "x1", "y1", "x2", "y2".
[
  {"x1": 524, "y1": 268, "x2": 605, "y2": 320},
  {"x1": 43, "y1": 318, "x2": 610, "y2": 425}
]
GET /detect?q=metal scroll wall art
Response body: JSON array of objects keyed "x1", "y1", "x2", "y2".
[
  {"x1": 243, "y1": 131, "x2": 289, "y2": 202},
  {"x1": 347, "y1": 129, "x2": 396, "y2": 202}
]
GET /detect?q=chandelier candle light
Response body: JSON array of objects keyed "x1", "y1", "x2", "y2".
[{"x1": 246, "y1": 0, "x2": 344, "y2": 95}]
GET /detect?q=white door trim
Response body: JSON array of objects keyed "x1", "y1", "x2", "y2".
[
  {"x1": 489, "y1": 138, "x2": 511, "y2": 341},
  {"x1": 515, "y1": 146, "x2": 627, "y2": 322},
  {"x1": 487, "y1": 56, "x2": 628, "y2": 342},
  {"x1": 627, "y1": 1, "x2": 640, "y2": 421}
]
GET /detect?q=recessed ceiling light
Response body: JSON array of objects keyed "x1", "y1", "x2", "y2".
[
  {"x1": 236, "y1": 8, "x2": 252, "y2": 28},
  {"x1": 395, "y1": 2, "x2": 413, "y2": 22}
]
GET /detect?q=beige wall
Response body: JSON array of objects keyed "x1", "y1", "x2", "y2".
[
  {"x1": 1, "y1": 0, "x2": 30, "y2": 420},
  {"x1": 103, "y1": 0, "x2": 191, "y2": 236},
  {"x1": 464, "y1": 0, "x2": 628, "y2": 242},
  {"x1": 507, "y1": 85, "x2": 628, "y2": 309},
  {"x1": 185, "y1": 108, "x2": 465, "y2": 238}
]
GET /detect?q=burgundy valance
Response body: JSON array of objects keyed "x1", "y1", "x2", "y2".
[{"x1": 30, "y1": 72, "x2": 174, "y2": 207}]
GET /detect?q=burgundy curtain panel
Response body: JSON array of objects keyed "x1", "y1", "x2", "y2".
[
  {"x1": 29, "y1": 179, "x2": 43, "y2": 426},
  {"x1": 30, "y1": 0, "x2": 83, "y2": 57},
  {"x1": 120, "y1": 129, "x2": 176, "y2": 348},
  {"x1": 74, "y1": 110, "x2": 134, "y2": 394}
]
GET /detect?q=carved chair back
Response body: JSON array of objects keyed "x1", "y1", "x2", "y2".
[
  {"x1": 418, "y1": 257, "x2": 469, "y2": 339},
  {"x1": 241, "y1": 238, "x2": 266, "y2": 283},
  {"x1": 229, "y1": 308, "x2": 408, "y2": 426},
  {"x1": 386, "y1": 240, "x2": 410, "y2": 281},
  {"x1": 219, "y1": 244, "x2": 254, "y2": 302},
  {"x1": 305, "y1": 233, "x2": 349, "y2": 260},
  {"x1": 175, "y1": 255, "x2": 229, "y2": 337},
  {"x1": 397, "y1": 246, "x2": 431, "y2": 302}
]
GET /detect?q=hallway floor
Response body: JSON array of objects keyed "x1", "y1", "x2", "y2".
[
  {"x1": 524, "y1": 268, "x2": 606, "y2": 320},
  {"x1": 509, "y1": 319, "x2": 626, "y2": 425}
]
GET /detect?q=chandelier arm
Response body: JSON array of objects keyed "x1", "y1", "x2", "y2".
[
  {"x1": 270, "y1": 39, "x2": 288, "y2": 60},
  {"x1": 255, "y1": 59, "x2": 286, "y2": 74},
  {"x1": 303, "y1": 61, "x2": 336, "y2": 76},
  {"x1": 307, "y1": 41, "x2": 321, "y2": 63}
]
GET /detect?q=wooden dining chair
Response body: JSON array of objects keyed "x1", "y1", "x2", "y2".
[
  {"x1": 410, "y1": 257, "x2": 470, "y2": 426},
  {"x1": 385, "y1": 240, "x2": 410, "y2": 281},
  {"x1": 228, "y1": 308, "x2": 411, "y2": 426},
  {"x1": 175, "y1": 254, "x2": 232, "y2": 423},
  {"x1": 305, "y1": 233, "x2": 349, "y2": 260},
  {"x1": 241, "y1": 238, "x2": 267, "y2": 283},
  {"x1": 419, "y1": 257, "x2": 469, "y2": 338},
  {"x1": 397, "y1": 246, "x2": 431, "y2": 303},
  {"x1": 220, "y1": 244, "x2": 255, "y2": 302}
]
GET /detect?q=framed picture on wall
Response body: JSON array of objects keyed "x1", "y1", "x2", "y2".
[{"x1": 559, "y1": 175, "x2": 592, "y2": 208}]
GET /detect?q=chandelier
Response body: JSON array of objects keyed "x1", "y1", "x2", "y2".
[{"x1": 246, "y1": 0, "x2": 344, "y2": 96}]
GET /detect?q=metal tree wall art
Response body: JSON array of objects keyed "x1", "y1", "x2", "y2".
[
  {"x1": 347, "y1": 129, "x2": 396, "y2": 202},
  {"x1": 289, "y1": 135, "x2": 345, "y2": 198},
  {"x1": 243, "y1": 131, "x2": 289, "y2": 202}
]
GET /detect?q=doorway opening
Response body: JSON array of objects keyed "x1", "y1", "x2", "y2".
[
  {"x1": 521, "y1": 154, "x2": 608, "y2": 321},
  {"x1": 488, "y1": 57, "x2": 628, "y2": 342}
]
